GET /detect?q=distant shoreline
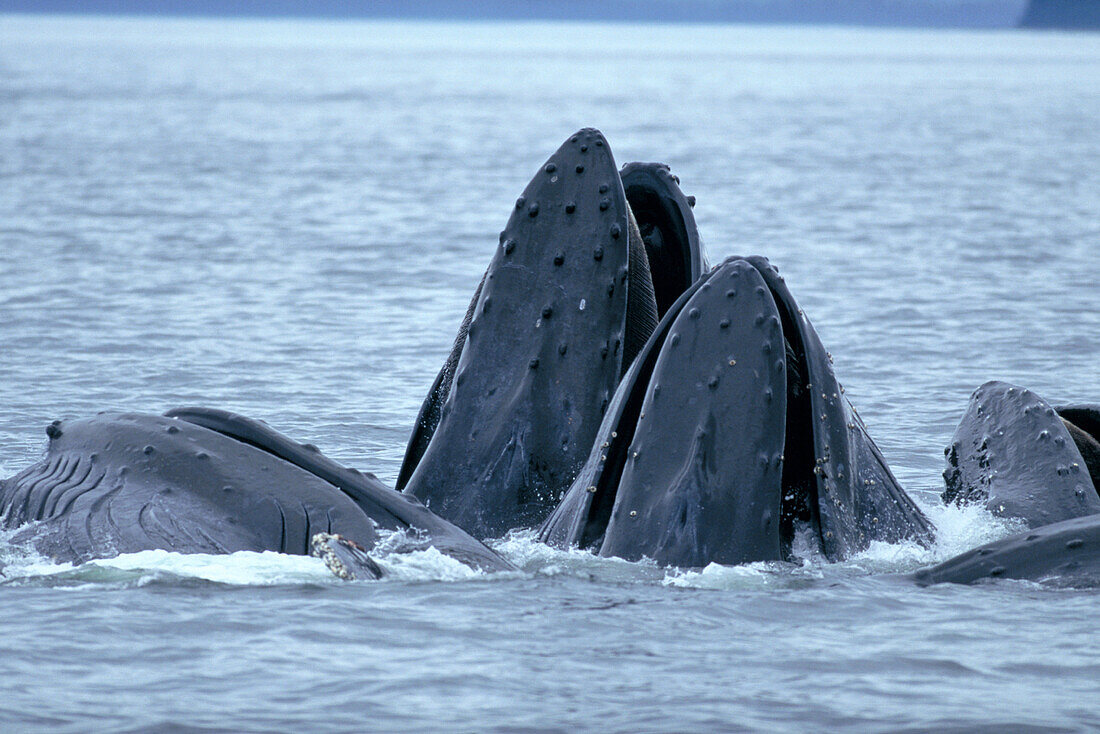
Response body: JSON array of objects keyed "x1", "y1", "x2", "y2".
[
  {"x1": 1019, "y1": 0, "x2": 1100, "y2": 28},
  {"x1": 0, "y1": 0, "x2": 1036, "y2": 30}
]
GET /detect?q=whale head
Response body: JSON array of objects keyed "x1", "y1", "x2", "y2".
[
  {"x1": 541, "y1": 256, "x2": 934, "y2": 566},
  {"x1": 942, "y1": 382, "x2": 1100, "y2": 528}
]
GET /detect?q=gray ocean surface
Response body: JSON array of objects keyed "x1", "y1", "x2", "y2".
[{"x1": 1, "y1": 14, "x2": 1098, "y2": 733}]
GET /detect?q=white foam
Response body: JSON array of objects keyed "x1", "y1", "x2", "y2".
[
  {"x1": 491, "y1": 528, "x2": 665, "y2": 583},
  {"x1": 0, "y1": 526, "x2": 516, "y2": 586},
  {"x1": 3, "y1": 548, "x2": 336, "y2": 586},
  {"x1": 371, "y1": 545, "x2": 488, "y2": 582},
  {"x1": 664, "y1": 561, "x2": 771, "y2": 589},
  {"x1": 478, "y1": 501, "x2": 1035, "y2": 588},
  {"x1": 491, "y1": 528, "x2": 597, "y2": 569},
  {"x1": 0, "y1": 496, "x2": 1035, "y2": 588},
  {"x1": 920, "y1": 498, "x2": 1027, "y2": 560}
]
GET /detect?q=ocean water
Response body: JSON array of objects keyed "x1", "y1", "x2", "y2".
[{"x1": 1, "y1": 14, "x2": 1098, "y2": 733}]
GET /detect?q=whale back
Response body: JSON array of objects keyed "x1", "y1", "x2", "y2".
[
  {"x1": 400, "y1": 129, "x2": 659, "y2": 538},
  {"x1": 914, "y1": 513, "x2": 1100, "y2": 586},
  {"x1": 942, "y1": 382, "x2": 1100, "y2": 528}
]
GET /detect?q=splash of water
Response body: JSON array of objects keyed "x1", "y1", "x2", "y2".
[{"x1": 0, "y1": 494, "x2": 1032, "y2": 589}]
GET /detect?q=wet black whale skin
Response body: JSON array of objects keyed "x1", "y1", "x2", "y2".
[
  {"x1": 541, "y1": 256, "x2": 934, "y2": 567},
  {"x1": 942, "y1": 381, "x2": 1100, "y2": 529}
]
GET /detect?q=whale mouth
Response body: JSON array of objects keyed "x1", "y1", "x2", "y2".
[
  {"x1": 621, "y1": 162, "x2": 704, "y2": 320},
  {"x1": 773, "y1": 300, "x2": 822, "y2": 559},
  {"x1": 625, "y1": 185, "x2": 689, "y2": 318},
  {"x1": 1055, "y1": 407, "x2": 1100, "y2": 493}
]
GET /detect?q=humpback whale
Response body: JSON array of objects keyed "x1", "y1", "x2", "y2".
[
  {"x1": 397, "y1": 130, "x2": 706, "y2": 539},
  {"x1": 916, "y1": 382, "x2": 1100, "y2": 585},
  {"x1": 0, "y1": 410, "x2": 513, "y2": 577},
  {"x1": 540, "y1": 256, "x2": 934, "y2": 567}
]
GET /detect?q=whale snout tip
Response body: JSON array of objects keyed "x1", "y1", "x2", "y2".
[
  {"x1": 566, "y1": 127, "x2": 609, "y2": 153},
  {"x1": 570, "y1": 126, "x2": 605, "y2": 139}
]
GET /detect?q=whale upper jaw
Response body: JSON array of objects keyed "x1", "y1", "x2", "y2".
[
  {"x1": 541, "y1": 256, "x2": 934, "y2": 567},
  {"x1": 398, "y1": 129, "x2": 663, "y2": 539}
]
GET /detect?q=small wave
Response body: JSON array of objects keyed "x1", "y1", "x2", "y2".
[
  {"x1": 0, "y1": 527, "x2": 521, "y2": 587},
  {"x1": 663, "y1": 560, "x2": 819, "y2": 590},
  {"x1": 920, "y1": 498, "x2": 1027, "y2": 560},
  {"x1": 496, "y1": 500, "x2": 1035, "y2": 590},
  {"x1": 825, "y1": 500, "x2": 1026, "y2": 577},
  {"x1": 0, "y1": 544, "x2": 505, "y2": 588},
  {"x1": 491, "y1": 528, "x2": 666, "y2": 583},
  {"x1": 371, "y1": 545, "x2": 492, "y2": 583}
]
